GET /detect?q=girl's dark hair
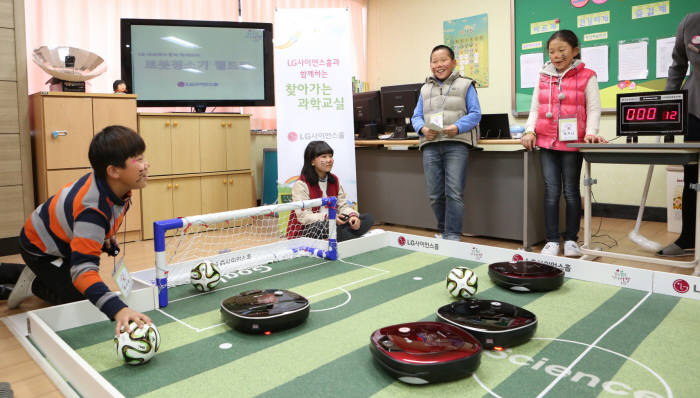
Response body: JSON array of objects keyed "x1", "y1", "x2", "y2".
[
  {"x1": 89, "y1": 125, "x2": 145, "y2": 180},
  {"x1": 547, "y1": 30, "x2": 581, "y2": 59},
  {"x1": 112, "y1": 79, "x2": 126, "y2": 92},
  {"x1": 430, "y1": 44, "x2": 455, "y2": 60},
  {"x1": 300, "y1": 140, "x2": 336, "y2": 186}
]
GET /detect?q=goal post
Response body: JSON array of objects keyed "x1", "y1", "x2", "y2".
[{"x1": 153, "y1": 197, "x2": 339, "y2": 307}]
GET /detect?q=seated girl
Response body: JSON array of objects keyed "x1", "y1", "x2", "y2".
[{"x1": 287, "y1": 140, "x2": 373, "y2": 242}]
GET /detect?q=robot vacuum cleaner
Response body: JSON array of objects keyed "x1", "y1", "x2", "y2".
[
  {"x1": 220, "y1": 289, "x2": 309, "y2": 333},
  {"x1": 436, "y1": 299, "x2": 537, "y2": 349},
  {"x1": 369, "y1": 321, "x2": 482, "y2": 384},
  {"x1": 488, "y1": 261, "x2": 565, "y2": 292}
]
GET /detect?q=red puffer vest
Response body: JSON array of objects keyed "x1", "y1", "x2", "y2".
[
  {"x1": 286, "y1": 173, "x2": 340, "y2": 239},
  {"x1": 535, "y1": 62, "x2": 595, "y2": 151}
]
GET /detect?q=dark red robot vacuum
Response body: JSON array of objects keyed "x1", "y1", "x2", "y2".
[
  {"x1": 488, "y1": 261, "x2": 564, "y2": 292},
  {"x1": 369, "y1": 321, "x2": 481, "y2": 384},
  {"x1": 220, "y1": 289, "x2": 309, "y2": 333},
  {"x1": 436, "y1": 299, "x2": 537, "y2": 349}
]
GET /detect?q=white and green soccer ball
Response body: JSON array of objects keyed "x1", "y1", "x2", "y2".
[
  {"x1": 446, "y1": 266, "x2": 478, "y2": 299},
  {"x1": 190, "y1": 260, "x2": 221, "y2": 292},
  {"x1": 115, "y1": 322, "x2": 161, "y2": 365}
]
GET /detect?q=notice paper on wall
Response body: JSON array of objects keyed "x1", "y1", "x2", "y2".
[
  {"x1": 520, "y1": 52, "x2": 544, "y2": 89},
  {"x1": 581, "y1": 45, "x2": 609, "y2": 83},
  {"x1": 618, "y1": 40, "x2": 648, "y2": 81}
]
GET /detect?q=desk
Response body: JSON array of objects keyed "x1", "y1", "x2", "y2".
[
  {"x1": 356, "y1": 139, "x2": 559, "y2": 249},
  {"x1": 570, "y1": 143, "x2": 700, "y2": 275}
]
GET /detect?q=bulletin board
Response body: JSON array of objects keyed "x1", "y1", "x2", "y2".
[{"x1": 511, "y1": 0, "x2": 696, "y2": 116}]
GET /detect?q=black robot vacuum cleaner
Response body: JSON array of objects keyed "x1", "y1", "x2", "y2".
[
  {"x1": 488, "y1": 261, "x2": 565, "y2": 292},
  {"x1": 220, "y1": 289, "x2": 309, "y2": 333},
  {"x1": 369, "y1": 321, "x2": 482, "y2": 384},
  {"x1": 436, "y1": 299, "x2": 537, "y2": 349}
]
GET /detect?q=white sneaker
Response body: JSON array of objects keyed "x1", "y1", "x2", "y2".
[
  {"x1": 7, "y1": 266, "x2": 36, "y2": 309},
  {"x1": 541, "y1": 242, "x2": 560, "y2": 256},
  {"x1": 564, "y1": 240, "x2": 582, "y2": 257},
  {"x1": 434, "y1": 234, "x2": 443, "y2": 239}
]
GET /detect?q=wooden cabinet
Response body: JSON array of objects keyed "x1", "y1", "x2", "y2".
[
  {"x1": 139, "y1": 115, "x2": 200, "y2": 175},
  {"x1": 139, "y1": 113, "x2": 254, "y2": 240},
  {"x1": 0, "y1": 0, "x2": 34, "y2": 250},
  {"x1": 30, "y1": 92, "x2": 141, "y2": 241},
  {"x1": 200, "y1": 171, "x2": 254, "y2": 215},
  {"x1": 141, "y1": 176, "x2": 203, "y2": 239}
]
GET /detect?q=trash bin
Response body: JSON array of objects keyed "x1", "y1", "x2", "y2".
[{"x1": 666, "y1": 166, "x2": 684, "y2": 233}]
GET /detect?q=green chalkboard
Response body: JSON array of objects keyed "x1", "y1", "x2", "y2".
[{"x1": 512, "y1": 0, "x2": 696, "y2": 115}]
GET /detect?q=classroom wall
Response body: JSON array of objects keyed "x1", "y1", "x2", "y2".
[{"x1": 367, "y1": 0, "x2": 669, "y2": 208}]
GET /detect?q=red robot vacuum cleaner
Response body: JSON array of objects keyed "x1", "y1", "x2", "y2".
[
  {"x1": 488, "y1": 261, "x2": 564, "y2": 292},
  {"x1": 369, "y1": 321, "x2": 482, "y2": 384},
  {"x1": 436, "y1": 299, "x2": 537, "y2": 349},
  {"x1": 220, "y1": 289, "x2": 309, "y2": 333}
]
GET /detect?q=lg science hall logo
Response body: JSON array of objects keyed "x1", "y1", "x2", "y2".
[{"x1": 397, "y1": 236, "x2": 439, "y2": 251}]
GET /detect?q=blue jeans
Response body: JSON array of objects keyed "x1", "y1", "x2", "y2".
[
  {"x1": 540, "y1": 149, "x2": 583, "y2": 243},
  {"x1": 422, "y1": 141, "x2": 469, "y2": 240}
]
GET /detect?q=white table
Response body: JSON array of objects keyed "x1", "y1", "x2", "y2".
[{"x1": 570, "y1": 143, "x2": 700, "y2": 275}]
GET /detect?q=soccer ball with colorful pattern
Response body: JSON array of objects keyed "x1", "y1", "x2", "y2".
[
  {"x1": 446, "y1": 266, "x2": 478, "y2": 299},
  {"x1": 190, "y1": 260, "x2": 221, "y2": 292},
  {"x1": 114, "y1": 322, "x2": 161, "y2": 365}
]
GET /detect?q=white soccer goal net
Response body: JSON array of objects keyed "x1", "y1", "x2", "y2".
[{"x1": 152, "y1": 197, "x2": 339, "y2": 307}]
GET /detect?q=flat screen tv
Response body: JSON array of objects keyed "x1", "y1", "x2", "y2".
[{"x1": 120, "y1": 18, "x2": 274, "y2": 111}]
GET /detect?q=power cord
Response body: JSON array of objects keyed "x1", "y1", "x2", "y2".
[{"x1": 580, "y1": 189, "x2": 618, "y2": 249}]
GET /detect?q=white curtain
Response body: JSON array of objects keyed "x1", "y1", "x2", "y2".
[{"x1": 25, "y1": 0, "x2": 368, "y2": 128}]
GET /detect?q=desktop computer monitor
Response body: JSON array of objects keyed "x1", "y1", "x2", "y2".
[
  {"x1": 353, "y1": 90, "x2": 383, "y2": 139},
  {"x1": 380, "y1": 83, "x2": 422, "y2": 139},
  {"x1": 479, "y1": 113, "x2": 511, "y2": 139}
]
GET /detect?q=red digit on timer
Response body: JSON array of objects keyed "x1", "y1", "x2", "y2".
[
  {"x1": 626, "y1": 108, "x2": 635, "y2": 121},
  {"x1": 647, "y1": 107, "x2": 656, "y2": 120}
]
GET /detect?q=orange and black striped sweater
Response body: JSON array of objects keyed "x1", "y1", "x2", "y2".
[{"x1": 20, "y1": 172, "x2": 131, "y2": 319}]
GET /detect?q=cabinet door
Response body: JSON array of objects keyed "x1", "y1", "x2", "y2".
[
  {"x1": 170, "y1": 117, "x2": 200, "y2": 174},
  {"x1": 199, "y1": 118, "x2": 227, "y2": 172},
  {"x1": 226, "y1": 117, "x2": 251, "y2": 171},
  {"x1": 0, "y1": 186, "x2": 24, "y2": 238},
  {"x1": 139, "y1": 116, "x2": 172, "y2": 176},
  {"x1": 227, "y1": 173, "x2": 254, "y2": 211},
  {"x1": 201, "y1": 175, "x2": 228, "y2": 214},
  {"x1": 43, "y1": 97, "x2": 93, "y2": 169},
  {"x1": 140, "y1": 179, "x2": 173, "y2": 240},
  {"x1": 172, "y1": 177, "x2": 202, "y2": 219},
  {"x1": 93, "y1": 98, "x2": 137, "y2": 133},
  {"x1": 46, "y1": 168, "x2": 91, "y2": 202}
]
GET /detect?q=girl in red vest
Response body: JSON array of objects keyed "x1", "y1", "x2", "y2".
[
  {"x1": 287, "y1": 140, "x2": 373, "y2": 241},
  {"x1": 521, "y1": 30, "x2": 607, "y2": 257}
]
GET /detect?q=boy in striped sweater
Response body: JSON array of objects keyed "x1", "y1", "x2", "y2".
[{"x1": 2, "y1": 125, "x2": 151, "y2": 335}]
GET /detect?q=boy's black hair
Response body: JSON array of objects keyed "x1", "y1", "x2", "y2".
[
  {"x1": 430, "y1": 45, "x2": 455, "y2": 60},
  {"x1": 300, "y1": 140, "x2": 336, "y2": 186},
  {"x1": 547, "y1": 30, "x2": 581, "y2": 59},
  {"x1": 89, "y1": 125, "x2": 145, "y2": 180},
  {"x1": 112, "y1": 79, "x2": 126, "y2": 92}
]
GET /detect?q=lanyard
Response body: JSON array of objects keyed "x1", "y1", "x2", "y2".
[{"x1": 428, "y1": 79, "x2": 456, "y2": 112}]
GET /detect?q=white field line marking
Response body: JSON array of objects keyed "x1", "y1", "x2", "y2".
[
  {"x1": 310, "y1": 288, "x2": 352, "y2": 312},
  {"x1": 535, "y1": 291, "x2": 655, "y2": 398},
  {"x1": 161, "y1": 257, "x2": 390, "y2": 331}
]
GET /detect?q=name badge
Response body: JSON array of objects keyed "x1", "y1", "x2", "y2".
[
  {"x1": 558, "y1": 117, "x2": 578, "y2": 141},
  {"x1": 112, "y1": 257, "x2": 133, "y2": 299},
  {"x1": 429, "y1": 112, "x2": 444, "y2": 128}
]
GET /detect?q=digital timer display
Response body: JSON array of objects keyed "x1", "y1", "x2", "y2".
[
  {"x1": 622, "y1": 104, "x2": 680, "y2": 123},
  {"x1": 616, "y1": 90, "x2": 687, "y2": 137}
]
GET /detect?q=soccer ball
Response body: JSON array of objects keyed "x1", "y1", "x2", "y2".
[
  {"x1": 190, "y1": 261, "x2": 221, "y2": 292},
  {"x1": 115, "y1": 322, "x2": 161, "y2": 365},
  {"x1": 446, "y1": 266, "x2": 478, "y2": 299}
]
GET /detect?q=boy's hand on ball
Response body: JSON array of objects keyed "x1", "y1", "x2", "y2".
[{"x1": 115, "y1": 307, "x2": 152, "y2": 336}]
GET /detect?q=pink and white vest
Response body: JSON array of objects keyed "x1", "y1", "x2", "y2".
[{"x1": 535, "y1": 62, "x2": 595, "y2": 151}]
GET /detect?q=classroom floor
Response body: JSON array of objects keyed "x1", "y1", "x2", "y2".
[{"x1": 0, "y1": 217, "x2": 695, "y2": 397}]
